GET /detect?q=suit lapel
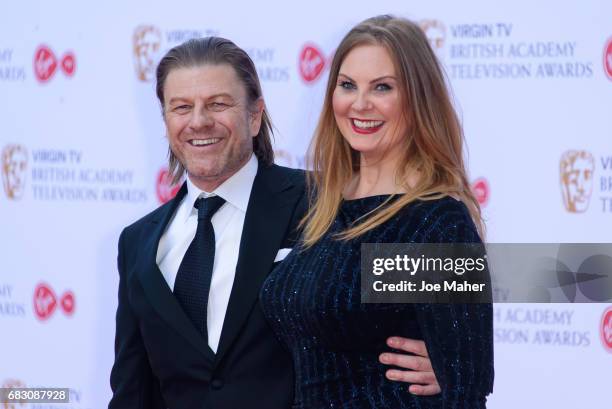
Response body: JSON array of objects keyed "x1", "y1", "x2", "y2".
[
  {"x1": 135, "y1": 182, "x2": 216, "y2": 363},
  {"x1": 215, "y1": 165, "x2": 300, "y2": 363}
]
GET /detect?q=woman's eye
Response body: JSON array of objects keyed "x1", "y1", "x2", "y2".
[
  {"x1": 375, "y1": 83, "x2": 392, "y2": 91},
  {"x1": 339, "y1": 81, "x2": 355, "y2": 90}
]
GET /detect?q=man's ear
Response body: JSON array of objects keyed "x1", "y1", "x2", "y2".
[{"x1": 249, "y1": 97, "x2": 265, "y2": 137}]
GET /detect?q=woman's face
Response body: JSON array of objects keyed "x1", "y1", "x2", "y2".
[{"x1": 332, "y1": 44, "x2": 406, "y2": 162}]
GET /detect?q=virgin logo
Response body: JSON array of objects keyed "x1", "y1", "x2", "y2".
[
  {"x1": 33, "y1": 283, "x2": 75, "y2": 321},
  {"x1": 34, "y1": 45, "x2": 77, "y2": 83},
  {"x1": 60, "y1": 290, "x2": 75, "y2": 315},
  {"x1": 299, "y1": 44, "x2": 326, "y2": 83},
  {"x1": 34, "y1": 46, "x2": 57, "y2": 82},
  {"x1": 471, "y1": 177, "x2": 490, "y2": 206},
  {"x1": 156, "y1": 167, "x2": 181, "y2": 203},
  {"x1": 604, "y1": 37, "x2": 612, "y2": 81},
  {"x1": 61, "y1": 52, "x2": 76, "y2": 76},
  {"x1": 601, "y1": 306, "x2": 612, "y2": 353}
]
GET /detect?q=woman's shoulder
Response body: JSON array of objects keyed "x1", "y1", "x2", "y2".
[
  {"x1": 398, "y1": 195, "x2": 481, "y2": 243},
  {"x1": 408, "y1": 194, "x2": 470, "y2": 217}
]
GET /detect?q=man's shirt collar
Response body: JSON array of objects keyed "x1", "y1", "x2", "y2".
[{"x1": 184, "y1": 154, "x2": 258, "y2": 220}]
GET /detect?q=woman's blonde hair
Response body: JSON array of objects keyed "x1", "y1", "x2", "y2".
[{"x1": 301, "y1": 15, "x2": 483, "y2": 247}]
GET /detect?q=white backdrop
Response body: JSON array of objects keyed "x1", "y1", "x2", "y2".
[{"x1": 1, "y1": 0, "x2": 611, "y2": 408}]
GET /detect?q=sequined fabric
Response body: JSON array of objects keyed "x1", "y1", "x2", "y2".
[{"x1": 260, "y1": 196, "x2": 494, "y2": 408}]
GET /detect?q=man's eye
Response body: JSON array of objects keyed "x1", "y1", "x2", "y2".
[
  {"x1": 210, "y1": 102, "x2": 229, "y2": 110},
  {"x1": 375, "y1": 83, "x2": 392, "y2": 91},
  {"x1": 173, "y1": 105, "x2": 191, "y2": 112},
  {"x1": 339, "y1": 81, "x2": 355, "y2": 90}
]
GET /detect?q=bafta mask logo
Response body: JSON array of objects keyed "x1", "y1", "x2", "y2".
[
  {"x1": 560, "y1": 150, "x2": 595, "y2": 213},
  {"x1": 1, "y1": 144, "x2": 28, "y2": 200},
  {"x1": 419, "y1": 19, "x2": 446, "y2": 53},
  {"x1": 1, "y1": 379, "x2": 27, "y2": 409},
  {"x1": 133, "y1": 25, "x2": 162, "y2": 82}
]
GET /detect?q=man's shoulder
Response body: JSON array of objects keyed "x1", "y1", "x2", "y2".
[
  {"x1": 121, "y1": 199, "x2": 175, "y2": 238},
  {"x1": 262, "y1": 163, "x2": 306, "y2": 186}
]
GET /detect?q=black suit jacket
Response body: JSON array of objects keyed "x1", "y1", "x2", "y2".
[{"x1": 109, "y1": 163, "x2": 307, "y2": 409}]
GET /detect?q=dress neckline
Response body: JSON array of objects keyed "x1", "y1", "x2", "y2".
[
  {"x1": 341, "y1": 193, "x2": 402, "y2": 203},
  {"x1": 339, "y1": 194, "x2": 403, "y2": 220}
]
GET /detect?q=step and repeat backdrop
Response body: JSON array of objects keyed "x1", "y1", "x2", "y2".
[{"x1": 1, "y1": 0, "x2": 610, "y2": 408}]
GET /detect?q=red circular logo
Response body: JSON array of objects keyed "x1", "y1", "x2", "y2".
[
  {"x1": 604, "y1": 37, "x2": 612, "y2": 81},
  {"x1": 156, "y1": 167, "x2": 181, "y2": 203},
  {"x1": 601, "y1": 306, "x2": 612, "y2": 353},
  {"x1": 298, "y1": 44, "x2": 326, "y2": 83},
  {"x1": 60, "y1": 51, "x2": 77, "y2": 76},
  {"x1": 34, "y1": 45, "x2": 57, "y2": 83},
  {"x1": 33, "y1": 283, "x2": 57, "y2": 320},
  {"x1": 471, "y1": 178, "x2": 490, "y2": 206},
  {"x1": 60, "y1": 291, "x2": 75, "y2": 315}
]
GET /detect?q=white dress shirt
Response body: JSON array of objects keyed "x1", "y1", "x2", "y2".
[{"x1": 156, "y1": 155, "x2": 257, "y2": 353}]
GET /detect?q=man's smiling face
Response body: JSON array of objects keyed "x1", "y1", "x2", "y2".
[{"x1": 163, "y1": 64, "x2": 262, "y2": 191}]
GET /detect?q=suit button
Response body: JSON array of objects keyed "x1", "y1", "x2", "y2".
[{"x1": 211, "y1": 379, "x2": 224, "y2": 390}]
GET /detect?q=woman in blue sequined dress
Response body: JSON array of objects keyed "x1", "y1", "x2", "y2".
[{"x1": 260, "y1": 15, "x2": 494, "y2": 409}]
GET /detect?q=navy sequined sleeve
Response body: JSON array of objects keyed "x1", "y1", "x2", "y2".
[
  {"x1": 260, "y1": 196, "x2": 494, "y2": 409},
  {"x1": 412, "y1": 201, "x2": 494, "y2": 407}
]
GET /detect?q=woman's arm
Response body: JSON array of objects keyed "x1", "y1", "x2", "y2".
[{"x1": 413, "y1": 199, "x2": 495, "y2": 406}]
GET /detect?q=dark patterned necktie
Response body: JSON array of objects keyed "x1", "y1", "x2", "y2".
[{"x1": 174, "y1": 195, "x2": 226, "y2": 339}]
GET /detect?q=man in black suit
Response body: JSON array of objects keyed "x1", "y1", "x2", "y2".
[{"x1": 109, "y1": 37, "x2": 440, "y2": 409}]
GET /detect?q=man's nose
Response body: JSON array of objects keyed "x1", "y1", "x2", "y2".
[{"x1": 188, "y1": 107, "x2": 214, "y2": 130}]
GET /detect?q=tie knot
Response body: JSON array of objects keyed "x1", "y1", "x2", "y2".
[{"x1": 194, "y1": 196, "x2": 226, "y2": 220}]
